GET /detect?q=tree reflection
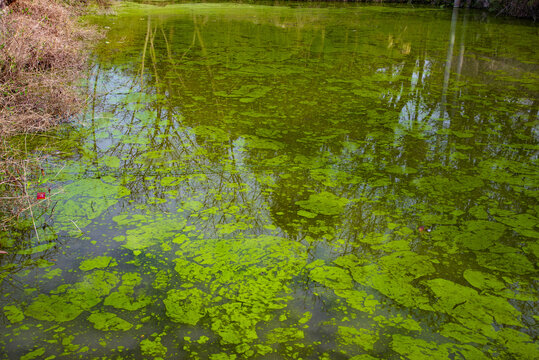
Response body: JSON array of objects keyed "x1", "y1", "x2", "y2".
[{"x1": 74, "y1": 5, "x2": 539, "y2": 340}]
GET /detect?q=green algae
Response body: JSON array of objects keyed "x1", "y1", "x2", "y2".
[
  {"x1": 3, "y1": 305, "x2": 25, "y2": 323},
  {"x1": 496, "y1": 328, "x2": 539, "y2": 360},
  {"x1": 214, "y1": 85, "x2": 271, "y2": 103},
  {"x1": 295, "y1": 191, "x2": 349, "y2": 216},
  {"x1": 266, "y1": 327, "x2": 304, "y2": 343},
  {"x1": 25, "y1": 270, "x2": 119, "y2": 322},
  {"x1": 463, "y1": 269, "x2": 505, "y2": 292},
  {"x1": 55, "y1": 179, "x2": 130, "y2": 230},
  {"x1": 79, "y1": 256, "x2": 118, "y2": 271},
  {"x1": 391, "y1": 334, "x2": 489, "y2": 360},
  {"x1": 16, "y1": 242, "x2": 57, "y2": 255},
  {"x1": 456, "y1": 220, "x2": 506, "y2": 250},
  {"x1": 373, "y1": 314, "x2": 422, "y2": 332},
  {"x1": 334, "y1": 289, "x2": 379, "y2": 314},
  {"x1": 43, "y1": 268, "x2": 62, "y2": 280},
  {"x1": 309, "y1": 265, "x2": 353, "y2": 290},
  {"x1": 349, "y1": 355, "x2": 381, "y2": 360},
  {"x1": 87, "y1": 311, "x2": 133, "y2": 331},
  {"x1": 104, "y1": 273, "x2": 151, "y2": 311},
  {"x1": 475, "y1": 251, "x2": 535, "y2": 274},
  {"x1": 208, "y1": 303, "x2": 260, "y2": 345},
  {"x1": 20, "y1": 347, "x2": 46, "y2": 360},
  {"x1": 153, "y1": 270, "x2": 170, "y2": 290},
  {"x1": 439, "y1": 323, "x2": 489, "y2": 345},
  {"x1": 426, "y1": 278, "x2": 522, "y2": 338},
  {"x1": 164, "y1": 287, "x2": 208, "y2": 325},
  {"x1": 2, "y1": 2, "x2": 538, "y2": 358},
  {"x1": 171, "y1": 234, "x2": 307, "y2": 346},
  {"x1": 349, "y1": 251, "x2": 435, "y2": 309},
  {"x1": 140, "y1": 336, "x2": 167, "y2": 358},
  {"x1": 119, "y1": 215, "x2": 186, "y2": 251},
  {"x1": 338, "y1": 326, "x2": 378, "y2": 351}
]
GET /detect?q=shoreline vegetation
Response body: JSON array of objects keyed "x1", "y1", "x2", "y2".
[
  {"x1": 0, "y1": 0, "x2": 104, "y2": 232},
  {"x1": 0, "y1": 0, "x2": 535, "y2": 231}
]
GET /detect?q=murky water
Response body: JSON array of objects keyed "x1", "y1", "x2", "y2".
[{"x1": 1, "y1": 3, "x2": 538, "y2": 359}]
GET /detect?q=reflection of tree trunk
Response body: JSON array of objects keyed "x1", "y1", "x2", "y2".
[
  {"x1": 149, "y1": 23, "x2": 159, "y2": 88},
  {"x1": 140, "y1": 17, "x2": 151, "y2": 88},
  {"x1": 455, "y1": 9, "x2": 467, "y2": 83},
  {"x1": 441, "y1": 7, "x2": 459, "y2": 125}
]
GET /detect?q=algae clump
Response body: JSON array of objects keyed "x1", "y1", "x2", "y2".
[
  {"x1": 164, "y1": 287, "x2": 208, "y2": 325},
  {"x1": 79, "y1": 256, "x2": 118, "y2": 271},
  {"x1": 25, "y1": 270, "x2": 119, "y2": 322},
  {"x1": 88, "y1": 311, "x2": 133, "y2": 331},
  {"x1": 296, "y1": 191, "x2": 349, "y2": 216}
]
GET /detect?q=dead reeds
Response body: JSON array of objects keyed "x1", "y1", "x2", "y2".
[
  {"x1": 0, "y1": 0, "x2": 99, "y2": 136},
  {"x1": 0, "y1": 139, "x2": 43, "y2": 231},
  {"x1": 0, "y1": 0, "x2": 100, "y2": 231}
]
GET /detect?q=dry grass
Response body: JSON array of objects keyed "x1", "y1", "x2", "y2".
[
  {"x1": 0, "y1": 140, "x2": 42, "y2": 230},
  {"x1": 0, "y1": 0, "x2": 101, "y2": 231},
  {"x1": 0, "y1": 0, "x2": 100, "y2": 136}
]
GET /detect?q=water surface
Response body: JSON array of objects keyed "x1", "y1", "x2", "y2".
[{"x1": 1, "y1": 3, "x2": 538, "y2": 359}]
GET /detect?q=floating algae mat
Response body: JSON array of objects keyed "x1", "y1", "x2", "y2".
[{"x1": 1, "y1": 2, "x2": 538, "y2": 359}]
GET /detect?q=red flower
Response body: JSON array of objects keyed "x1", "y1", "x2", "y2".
[{"x1": 37, "y1": 192, "x2": 46, "y2": 200}]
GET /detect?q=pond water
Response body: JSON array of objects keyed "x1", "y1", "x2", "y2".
[{"x1": 1, "y1": 2, "x2": 538, "y2": 359}]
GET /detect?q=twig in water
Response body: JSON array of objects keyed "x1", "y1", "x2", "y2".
[{"x1": 70, "y1": 219, "x2": 83, "y2": 233}]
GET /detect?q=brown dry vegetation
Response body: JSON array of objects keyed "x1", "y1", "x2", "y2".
[
  {"x1": 0, "y1": 0, "x2": 99, "y2": 136},
  {"x1": 0, "y1": 140, "x2": 44, "y2": 230},
  {"x1": 0, "y1": 0, "x2": 99, "y2": 230}
]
